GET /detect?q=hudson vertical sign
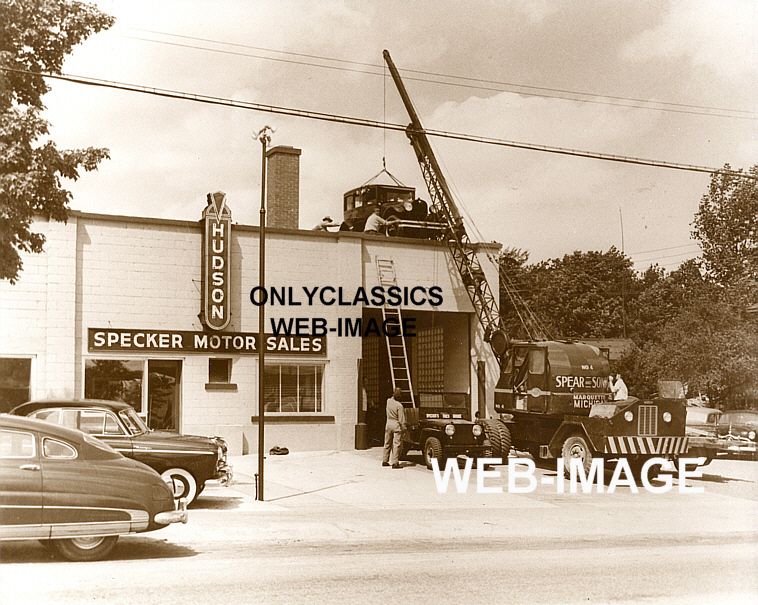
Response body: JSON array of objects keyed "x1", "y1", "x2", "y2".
[{"x1": 201, "y1": 191, "x2": 232, "y2": 330}]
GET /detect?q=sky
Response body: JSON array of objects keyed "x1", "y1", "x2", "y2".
[{"x1": 43, "y1": 0, "x2": 757, "y2": 271}]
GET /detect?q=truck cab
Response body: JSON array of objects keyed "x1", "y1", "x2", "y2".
[{"x1": 491, "y1": 343, "x2": 688, "y2": 473}]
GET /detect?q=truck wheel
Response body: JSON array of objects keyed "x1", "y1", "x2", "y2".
[
  {"x1": 423, "y1": 437, "x2": 443, "y2": 470},
  {"x1": 483, "y1": 420, "x2": 511, "y2": 459},
  {"x1": 52, "y1": 536, "x2": 119, "y2": 562},
  {"x1": 561, "y1": 434, "x2": 593, "y2": 476},
  {"x1": 161, "y1": 468, "x2": 198, "y2": 504},
  {"x1": 628, "y1": 460, "x2": 662, "y2": 481}
]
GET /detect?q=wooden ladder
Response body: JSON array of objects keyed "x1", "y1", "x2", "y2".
[{"x1": 376, "y1": 258, "x2": 416, "y2": 408}]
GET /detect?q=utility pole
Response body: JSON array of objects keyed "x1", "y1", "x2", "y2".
[
  {"x1": 256, "y1": 125, "x2": 272, "y2": 501},
  {"x1": 619, "y1": 207, "x2": 627, "y2": 338}
]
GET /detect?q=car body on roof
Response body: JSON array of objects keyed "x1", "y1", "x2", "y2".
[
  {"x1": 717, "y1": 409, "x2": 758, "y2": 460},
  {"x1": 0, "y1": 414, "x2": 187, "y2": 561},
  {"x1": 11, "y1": 399, "x2": 232, "y2": 504}
]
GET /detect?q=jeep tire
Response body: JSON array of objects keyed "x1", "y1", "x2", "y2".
[{"x1": 423, "y1": 436, "x2": 443, "y2": 470}]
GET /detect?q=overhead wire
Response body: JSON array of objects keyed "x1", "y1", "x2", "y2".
[
  {"x1": 125, "y1": 30, "x2": 757, "y2": 120},
  {"x1": 431, "y1": 137, "x2": 552, "y2": 339},
  {"x1": 4, "y1": 67, "x2": 753, "y2": 182},
  {"x1": 629, "y1": 242, "x2": 700, "y2": 255}
]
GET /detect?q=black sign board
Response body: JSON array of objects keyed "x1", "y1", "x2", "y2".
[
  {"x1": 88, "y1": 328, "x2": 326, "y2": 356},
  {"x1": 201, "y1": 191, "x2": 232, "y2": 331}
]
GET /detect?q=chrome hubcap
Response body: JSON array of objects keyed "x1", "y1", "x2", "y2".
[{"x1": 70, "y1": 536, "x2": 105, "y2": 550}]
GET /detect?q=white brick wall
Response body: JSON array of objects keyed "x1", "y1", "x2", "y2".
[{"x1": 2, "y1": 213, "x2": 500, "y2": 452}]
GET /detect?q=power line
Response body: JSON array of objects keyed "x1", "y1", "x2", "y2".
[
  {"x1": 4, "y1": 66, "x2": 755, "y2": 180},
  {"x1": 632, "y1": 250, "x2": 700, "y2": 263},
  {"x1": 123, "y1": 33, "x2": 756, "y2": 121},
  {"x1": 124, "y1": 28, "x2": 756, "y2": 117},
  {"x1": 629, "y1": 243, "x2": 700, "y2": 255}
]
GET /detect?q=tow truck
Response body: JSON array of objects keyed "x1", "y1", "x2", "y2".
[{"x1": 382, "y1": 49, "x2": 688, "y2": 476}]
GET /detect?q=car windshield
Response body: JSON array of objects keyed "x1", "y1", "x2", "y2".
[
  {"x1": 118, "y1": 408, "x2": 150, "y2": 435},
  {"x1": 721, "y1": 412, "x2": 758, "y2": 426}
]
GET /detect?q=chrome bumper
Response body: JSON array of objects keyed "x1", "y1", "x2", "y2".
[
  {"x1": 155, "y1": 498, "x2": 188, "y2": 525},
  {"x1": 216, "y1": 464, "x2": 233, "y2": 486}
]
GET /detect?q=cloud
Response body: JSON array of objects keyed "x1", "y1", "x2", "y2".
[
  {"x1": 622, "y1": 0, "x2": 757, "y2": 81},
  {"x1": 38, "y1": 1, "x2": 752, "y2": 271}
]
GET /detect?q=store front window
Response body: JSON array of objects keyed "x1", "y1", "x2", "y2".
[
  {"x1": 147, "y1": 360, "x2": 181, "y2": 430},
  {"x1": 0, "y1": 358, "x2": 32, "y2": 413},
  {"x1": 264, "y1": 364, "x2": 324, "y2": 413},
  {"x1": 84, "y1": 358, "x2": 181, "y2": 431}
]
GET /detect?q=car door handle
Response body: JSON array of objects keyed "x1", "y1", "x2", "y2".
[{"x1": 19, "y1": 464, "x2": 40, "y2": 471}]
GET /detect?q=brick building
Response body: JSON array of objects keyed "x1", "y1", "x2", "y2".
[{"x1": 0, "y1": 146, "x2": 500, "y2": 454}]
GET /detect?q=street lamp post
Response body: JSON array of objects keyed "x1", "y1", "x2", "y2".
[{"x1": 256, "y1": 126, "x2": 272, "y2": 501}]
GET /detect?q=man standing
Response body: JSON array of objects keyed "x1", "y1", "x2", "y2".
[
  {"x1": 612, "y1": 373, "x2": 628, "y2": 401},
  {"x1": 382, "y1": 387, "x2": 406, "y2": 469}
]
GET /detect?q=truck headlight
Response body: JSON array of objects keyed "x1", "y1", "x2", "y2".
[
  {"x1": 445, "y1": 424, "x2": 456, "y2": 436},
  {"x1": 663, "y1": 412, "x2": 672, "y2": 423},
  {"x1": 749, "y1": 430, "x2": 756, "y2": 441},
  {"x1": 472, "y1": 424, "x2": 483, "y2": 437},
  {"x1": 624, "y1": 411, "x2": 634, "y2": 422}
]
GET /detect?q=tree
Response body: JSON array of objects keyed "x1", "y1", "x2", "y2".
[
  {"x1": 691, "y1": 164, "x2": 758, "y2": 286},
  {"x1": 628, "y1": 259, "x2": 714, "y2": 345},
  {"x1": 497, "y1": 247, "x2": 536, "y2": 339},
  {"x1": 518, "y1": 248, "x2": 637, "y2": 339},
  {"x1": 631, "y1": 288, "x2": 758, "y2": 406},
  {"x1": 0, "y1": 0, "x2": 113, "y2": 283}
]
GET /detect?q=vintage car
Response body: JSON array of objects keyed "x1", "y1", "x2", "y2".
[
  {"x1": 0, "y1": 414, "x2": 187, "y2": 561},
  {"x1": 11, "y1": 399, "x2": 232, "y2": 504},
  {"x1": 717, "y1": 409, "x2": 758, "y2": 460},
  {"x1": 685, "y1": 406, "x2": 723, "y2": 465}
]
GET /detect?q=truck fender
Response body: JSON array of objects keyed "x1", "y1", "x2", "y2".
[{"x1": 548, "y1": 423, "x2": 603, "y2": 458}]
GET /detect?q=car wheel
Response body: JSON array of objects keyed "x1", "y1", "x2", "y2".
[
  {"x1": 423, "y1": 436, "x2": 443, "y2": 470},
  {"x1": 161, "y1": 468, "x2": 199, "y2": 504},
  {"x1": 51, "y1": 536, "x2": 119, "y2": 562},
  {"x1": 561, "y1": 434, "x2": 593, "y2": 477}
]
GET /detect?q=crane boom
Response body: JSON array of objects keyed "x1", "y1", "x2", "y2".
[{"x1": 383, "y1": 50, "x2": 509, "y2": 354}]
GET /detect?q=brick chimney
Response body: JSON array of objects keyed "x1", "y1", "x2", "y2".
[{"x1": 265, "y1": 145, "x2": 301, "y2": 229}]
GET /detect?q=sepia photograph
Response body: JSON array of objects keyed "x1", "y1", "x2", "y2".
[{"x1": 1, "y1": 1, "x2": 756, "y2": 603}]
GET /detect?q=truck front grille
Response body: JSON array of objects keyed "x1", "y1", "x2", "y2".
[{"x1": 638, "y1": 405, "x2": 658, "y2": 436}]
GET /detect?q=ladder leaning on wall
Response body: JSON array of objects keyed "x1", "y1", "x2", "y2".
[{"x1": 375, "y1": 257, "x2": 416, "y2": 408}]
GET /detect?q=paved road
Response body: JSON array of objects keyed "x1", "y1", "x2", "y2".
[{"x1": 1, "y1": 452, "x2": 756, "y2": 605}]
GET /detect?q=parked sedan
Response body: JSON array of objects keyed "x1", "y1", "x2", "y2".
[
  {"x1": 0, "y1": 414, "x2": 187, "y2": 561},
  {"x1": 684, "y1": 406, "x2": 723, "y2": 464},
  {"x1": 12, "y1": 400, "x2": 232, "y2": 504},
  {"x1": 717, "y1": 410, "x2": 758, "y2": 460}
]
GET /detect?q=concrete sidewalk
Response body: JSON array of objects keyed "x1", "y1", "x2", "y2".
[{"x1": 175, "y1": 448, "x2": 758, "y2": 548}]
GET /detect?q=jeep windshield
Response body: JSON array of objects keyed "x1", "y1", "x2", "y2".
[{"x1": 119, "y1": 408, "x2": 150, "y2": 435}]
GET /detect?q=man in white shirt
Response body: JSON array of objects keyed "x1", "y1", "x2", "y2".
[
  {"x1": 612, "y1": 373, "x2": 628, "y2": 401},
  {"x1": 364, "y1": 208, "x2": 398, "y2": 234}
]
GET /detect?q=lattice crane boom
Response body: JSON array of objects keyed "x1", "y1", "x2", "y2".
[{"x1": 383, "y1": 50, "x2": 509, "y2": 355}]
